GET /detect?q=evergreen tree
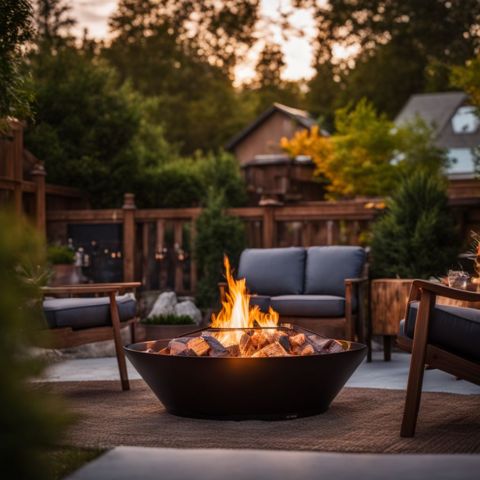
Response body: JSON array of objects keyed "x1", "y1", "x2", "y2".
[
  {"x1": 370, "y1": 172, "x2": 460, "y2": 278},
  {"x1": 0, "y1": 0, "x2": 34, "y2": 125},
  {"x1": 195, "y1": 191, "x2": 246, "y2": 308},
  {"x1": 34, "y1": 0, "x2": 76, "y2": 49}
]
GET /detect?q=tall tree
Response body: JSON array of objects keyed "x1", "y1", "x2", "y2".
[
  {"x1": 0, "y1": 0, "x2": 33, "y2": 126},
  {"x1": 104, "y1": 0, "x2": 260, "y2": 153},
  {"x1": 304, "y1": 0, "x2": 480, "y2": 118},
  {"x1": 246, "y1": 41, "x2": 304, "y2": 115},
  {"x1": 34, "y1": 0, "x2": 76, "y2": 49}
]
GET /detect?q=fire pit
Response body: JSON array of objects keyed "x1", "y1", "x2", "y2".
[{"x1": 125, "y1": 257, "x2": 366, "y2": 419}]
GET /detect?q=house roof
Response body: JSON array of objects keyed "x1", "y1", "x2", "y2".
[
  {"x1": 225, "y1": 103, "x2": 323, "y2": 151},
  {"x1": 394, "y1": 91, "x2": 468, "y2": 136}
]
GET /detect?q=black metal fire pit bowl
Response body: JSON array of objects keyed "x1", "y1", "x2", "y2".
[{"x1": 124, "y1": 324, "x2": 366, "y2": 420}]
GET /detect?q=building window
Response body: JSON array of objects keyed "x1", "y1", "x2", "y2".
[{"x1": 451, "y1": 106, "x2": 480, "y2": 134}]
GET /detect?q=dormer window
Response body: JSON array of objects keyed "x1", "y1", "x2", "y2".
[{"x1": 451, "y1": 106, "x2": 479, "y2": 134}]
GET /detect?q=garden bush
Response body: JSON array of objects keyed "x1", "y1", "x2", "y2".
[{"x1": 370, "y1": 172, "x2": 460, "y2": 278}]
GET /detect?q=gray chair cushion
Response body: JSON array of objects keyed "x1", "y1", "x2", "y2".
[
  {"x1": 43, "y1": 294, "x2": 137, "y2": 330},
  {"x1": 271, "y1": 295, "x2": 345, "y2": 318},
  {"x1": 305, "y1": 246, "x2": 366, "y2": 296},
  {"x1": 401, "y1": 302, "x2": 480, "y2": 362},
  {"x1": 250, "y1": 295, "x2": 271, "y2": 313},
  {"x1": 238, "y1": 247, "x2": 306, "y2": 296}
]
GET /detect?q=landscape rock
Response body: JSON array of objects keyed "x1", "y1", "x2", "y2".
[
  {"x1": 174, "y1": 300, "x2": 202, "y2": 325},
  {"x1": 148, "y1": 291, "x2": 177, "y2": 318}
]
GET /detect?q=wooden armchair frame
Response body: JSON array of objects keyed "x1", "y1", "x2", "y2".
[
  {"x1": 40, "y1": 282, "x2": 141, "y2": 391},
  {"x1": 398, "y1": 280, "x2": 480, "y2": 437}
]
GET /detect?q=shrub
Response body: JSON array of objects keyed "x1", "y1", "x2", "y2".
[
  {"x1": 370, "y1": 172, "x2": 460, "y2": 278},
  {"x1": 0, "y1": 211, "x2": 68, "y2": 478},
  {"x1": 195, "y1": 191, "x2": 246, "y2": 308},
  {"x1": 47, "y1": 245, "x2": 75, "y2": 265},
  {"x1": 142, "y1": 314, "x2": 195, "y2": 325}
]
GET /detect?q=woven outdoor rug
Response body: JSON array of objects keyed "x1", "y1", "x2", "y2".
[{"x1": 39, "y1": 380, "x2": 480, "y2": 454}]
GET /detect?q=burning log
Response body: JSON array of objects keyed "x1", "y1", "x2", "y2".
[
  {"x1": 289, "y1": 333, "x2": 306, "y2": 348},
  {"x1": 250, "y1": 331, "x2": 269, "y2": 349},
  {"x1": 203, "y1": 335, "x2": 229, "y2": 357},
  {"x1": 252, "y1": 341, "x2": 289, "y2": 357},
  {"x1": 239, "y1": 333, "x2": 255, "y2": 357}
]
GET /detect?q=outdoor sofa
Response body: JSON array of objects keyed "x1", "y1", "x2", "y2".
[{"x1": 221, "y1": 246, "x2": 368, "y2": 342}]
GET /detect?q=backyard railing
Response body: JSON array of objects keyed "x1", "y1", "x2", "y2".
[{"x1": 46, "y1": 193, "x2": 379, "y2": 294}]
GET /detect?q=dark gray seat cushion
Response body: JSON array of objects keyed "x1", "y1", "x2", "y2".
[
  {"x1": 43, "y1": 294, "x2": 137, "y2": 330},
  {"x1": 271, "y1": 295, "x2": 345, "y2": 318},
  {"x1": 250, "y1": 295, "x2": 271, "y2": 313},
  {"x1": 400, "y1": 302, "x2": 480, "y2": 362},
  {"x1": 238, "y1": 247, "x2": 306, "y2": 296},
  {"x1": 305, "y1": 246, "x2": 366, "y2": 297}
]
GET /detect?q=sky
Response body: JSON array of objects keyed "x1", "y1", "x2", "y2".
[{"x1": 69, "y1": 0, "x2": 318, "y2": 84}]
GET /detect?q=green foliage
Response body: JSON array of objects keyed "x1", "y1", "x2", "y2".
[
  {"x1": 304, "y1": 0, "x2": 480, "y2": 119},
  {"x1": 47, "y1": 245, "x2": 74, "y2": 265},
  {"x1": 0, "y1": 0, "x2": 34, "y2": 126},
  {"x1": 195, "y1": 192, "x2": 246, "y2": 308},
  {"x1": 0, "y1": 211, "x2": 68, "y2": 478},
  {"x1": 370, "y1": 173, "x2": 460, "y2": 279},
  {"x1": 135, "y1": 151, "x2": 247, "y2": 209},
  {"x1": 104, "y1": 0, "x2": 261, "y2": 154},
  {"x1": 142, "y1": 314, "x2": 195, "y2": 325},
  {"x1": 451, "y1": 56, "x2": 480, "y2": 108},
  {"x1": 25, "y1": 47, "x2": 175, "y2": 207}
]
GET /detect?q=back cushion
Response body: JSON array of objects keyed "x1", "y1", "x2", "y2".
[
  {"x1": 238, "y1": 247, "x2": 306, "y2": 296},
  {"x1": 305, "y1": 246, "x2": 366, "y2": 296}
]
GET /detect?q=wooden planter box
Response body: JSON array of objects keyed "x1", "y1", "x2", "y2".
[{"x1": 135, "y1": 323, "x2": 198, "y2": 342}]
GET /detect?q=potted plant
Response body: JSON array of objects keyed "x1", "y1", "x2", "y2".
[
  {"x1": 137, "y1": 313, "x2": 197, "y2": 341},
  {"x1": 47, "y1": 245, "x2": 77, "y2": 286},
  {"x1": 369, "y1": 172, "x2": 460, "y2": 359}
]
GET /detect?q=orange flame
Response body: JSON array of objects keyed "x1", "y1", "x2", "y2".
[{"x1": 211, "y1": 256, "x2": 278, "y2": 344}]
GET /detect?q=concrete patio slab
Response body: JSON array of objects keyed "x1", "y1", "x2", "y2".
[
  {"x1": 67, "y1": 447, "x2": 480, "y2": 480},
  {"x1": 41, "y1": 351, "x2": 480, "y2": 394}
]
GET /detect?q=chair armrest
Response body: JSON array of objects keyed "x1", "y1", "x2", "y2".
[
  {"x1": 410, "y1": 279, "x2": 480, "y2": 303},
  {"x1": 41, "y1": 282, "x2": 142, "y2": 297},
  {"x1": 344, "y1": 277, "x2": 369, "y2": 286}
]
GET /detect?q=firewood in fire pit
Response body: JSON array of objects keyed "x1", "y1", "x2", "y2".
[
  {"x1": 299, "y1": 344, "x2": 315, "y2": 356},
  {"x1": 252, "y1": 341, "x2": 289, "y2": 357},
  {"x1": 250, "y1": 331, "x2": 268, "y2": 349},
  {"x1": 168, "y1": 337, "x2": 190, "y2": 355},
  {"x1": 186, "y1": 336, "x2": 210, "y2": 356},
  {"x1": 239, "y1": 333, "x2": 255, "y2": 356},
  {"x1": 289, "y1": 333, "x2": 306, "y2": 348},
  {"x1": 203, "y1": 335, "x2": 229, "y2": 357},
  {"x1": 226, "y1": 344, "x2": 240, "y2": 357}
]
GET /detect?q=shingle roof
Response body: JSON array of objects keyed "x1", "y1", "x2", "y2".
[
  {"x1": 225, "y1": 103, "x2": 323, "y2": 150},
  {"x1": 395, "y1": 91, "x2": 468, "y2": 135}
]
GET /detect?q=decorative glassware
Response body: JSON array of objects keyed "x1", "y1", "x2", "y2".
[{"x1": 447, "y1": 270, "x2": 469, "y2": 289}]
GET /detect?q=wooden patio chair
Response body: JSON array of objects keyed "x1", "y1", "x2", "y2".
[
  {"x1": 39, "y1": 282, "x2": 141, "y2": 391},
  {"x1": 397, "y1": 279, "x2": 480, "y2": 437}
]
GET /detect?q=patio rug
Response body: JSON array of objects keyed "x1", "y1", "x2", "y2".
[{"x1": 40, "y1": 380, "x2": 480, "y2": 454}]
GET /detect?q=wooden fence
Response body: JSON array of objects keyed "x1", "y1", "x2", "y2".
[{"x1": 46, "y1": 193, "x2": 380, "y2": 294}]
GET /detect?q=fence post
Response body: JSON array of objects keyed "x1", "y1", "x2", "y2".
[
  {"x1": 262, "y1": 206, "x2": 275, "y2": 248},
  {"x1": 122, "y1": 193, "x2": 136, "y2": 282},
  {"x1": 31, "y1": 164, "x2": 46, "y2": 235},
  {"x1": 12, "y1": 121, "x2": 23, "y2": 216}
]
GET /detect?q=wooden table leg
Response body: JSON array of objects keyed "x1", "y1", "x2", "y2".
[
  {"x1": 110, "y1": 292, "x2": 130, "y2": 391},
  {"x1": 383, "y1": 335, "x2": 392, "y2": 362}
]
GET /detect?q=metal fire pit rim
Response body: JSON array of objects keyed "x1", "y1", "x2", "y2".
[{"x1": 124, "y1": 324, "x2": 367, "y2": 359}]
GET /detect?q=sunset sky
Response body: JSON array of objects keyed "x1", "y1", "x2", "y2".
[{"x1": 69, "y1": 0, "x2": 319, "y2": 83}]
